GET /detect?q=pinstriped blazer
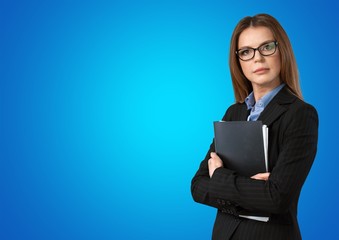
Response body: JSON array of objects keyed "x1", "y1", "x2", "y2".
[{"x1": 191, "y1": 86, "x2": 318, "y2": 240}]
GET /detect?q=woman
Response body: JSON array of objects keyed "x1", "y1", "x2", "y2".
[{"x1": 191, "y1": 14, "x2": 318, "y2": 240}]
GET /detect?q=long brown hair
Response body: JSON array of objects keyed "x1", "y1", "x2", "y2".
[{"x1": 229, "y1": 13, "x2": 302, "y2": 102}]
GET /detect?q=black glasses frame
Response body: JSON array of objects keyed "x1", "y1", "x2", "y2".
[{"x1": 236, "y1": 41, "x2": 278, "y2": 61}]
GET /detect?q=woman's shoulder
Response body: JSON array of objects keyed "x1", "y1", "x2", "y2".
[
  {"x1": 281, "y1": 95, "x2": 318, "y2": 128},
  {"x1": 280, "y1": 87, "x2": 317, "y2": 112},
  {"x1": 289, "y1": 96, "x2": 318, "y2": 116},
  {"x1": 228, "y1": 102, "x2": 247, "y2": 111},
  {"x1": 274, "y1": 87, "x2": 318, "y2": 119}
]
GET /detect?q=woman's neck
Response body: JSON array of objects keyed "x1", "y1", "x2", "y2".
[{"x1": 252, "y1": 81, "x2": 282, "y2": 101}]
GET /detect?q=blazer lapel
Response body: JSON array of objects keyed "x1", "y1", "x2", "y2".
[{"x1": 257, "y1": 86, "x2": 297, "y2": 126}]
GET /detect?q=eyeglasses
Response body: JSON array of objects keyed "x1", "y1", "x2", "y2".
[{"x1": 236, "y1": 41, "x2": 278, "y2": 61}]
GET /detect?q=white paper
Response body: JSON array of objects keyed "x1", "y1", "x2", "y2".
[
  {"x1": 262, "y1": 125, "x2": 269, "y2": 172},
  {"x1": 240, "y1": 125, "x2": 270, "y2": 222}
]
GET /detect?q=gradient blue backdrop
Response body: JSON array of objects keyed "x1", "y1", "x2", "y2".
[{"x1": 1, "y1": 1, "x2": 338, "y2": 239}]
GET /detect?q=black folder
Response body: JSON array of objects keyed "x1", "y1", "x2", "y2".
[{"x1": 213, "y1": 121, "x2": 268, "y2": 177}]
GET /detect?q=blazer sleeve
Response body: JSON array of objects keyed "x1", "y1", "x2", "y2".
[{"x1": 191, "y1": 102, "x2": 318, "y2": 215}]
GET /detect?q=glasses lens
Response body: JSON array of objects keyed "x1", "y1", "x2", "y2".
[
  {"x1": 259, "y1": 42, "x2": 276, "y2": 56},
  {"x1": 237, "y1": 48, "x2": 254, "y2": 61}
]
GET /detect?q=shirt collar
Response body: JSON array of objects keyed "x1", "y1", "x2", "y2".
[
  {"x1": 245, "y1": 83, "x2": 286, "y2": 110},
  {"x1": 245, "y1": 92, "x2": 255, "y2": 110}
]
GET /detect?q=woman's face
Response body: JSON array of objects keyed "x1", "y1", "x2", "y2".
[{"x1": 238, "y1": 26, "x2": 281, "y2": 94}]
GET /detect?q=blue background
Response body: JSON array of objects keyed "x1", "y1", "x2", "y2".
[{"x1": 1, "y1": 1, "x2": 338, "y2": 239}]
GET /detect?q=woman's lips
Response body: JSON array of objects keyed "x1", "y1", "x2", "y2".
[{"x1": 253, "y1": 68, "x2": 269, "y2": 74}]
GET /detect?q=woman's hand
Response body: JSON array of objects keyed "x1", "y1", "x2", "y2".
[
  {"x1": 251, "y1": 172, "x2": 270, "y2": 181},
  {"x1": 208, "y1": 152, "x2": 224, "y2": 178}
]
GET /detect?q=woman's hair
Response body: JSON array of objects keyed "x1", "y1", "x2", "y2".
[{"x1": 229, "y1": 13, "x2": 302, "y2": 102}]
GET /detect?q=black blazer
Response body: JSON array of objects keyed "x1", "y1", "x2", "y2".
[{"x1": 191, "y1": 87, "x2": 318, "y2": 240}]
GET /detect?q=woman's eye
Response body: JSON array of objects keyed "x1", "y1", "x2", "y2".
[
  {"x1": 262, "y1": 43, "x2": 273, "y2": 51},
  {"x1": 240, "y1": 49, "x2": 250, "y2": 56}
]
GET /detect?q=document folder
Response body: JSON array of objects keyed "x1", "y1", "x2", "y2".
[{"x1": 213, "y1": 121, "x2": 268, "y2": 177}]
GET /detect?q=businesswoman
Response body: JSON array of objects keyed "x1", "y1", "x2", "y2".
[{"x1": 191, "y1": 14, "x2": 318, "y2": 240}]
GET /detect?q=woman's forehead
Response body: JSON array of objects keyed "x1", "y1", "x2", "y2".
[{"x1": 238, "y1": 26, "x2": 274, "y2": 48}]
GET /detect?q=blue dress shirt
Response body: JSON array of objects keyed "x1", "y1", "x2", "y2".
[{"x1": 245, "y1": 84, "x2": 285, "y2": 121}]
